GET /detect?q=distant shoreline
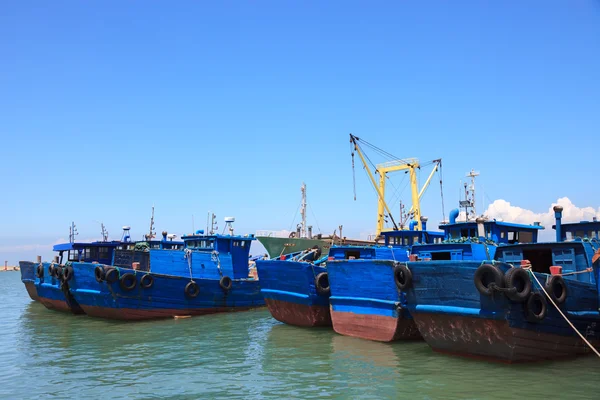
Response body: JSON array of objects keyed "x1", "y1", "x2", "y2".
[{"x1": 1, "y1": 266, "x2": 19, "y2": 272}]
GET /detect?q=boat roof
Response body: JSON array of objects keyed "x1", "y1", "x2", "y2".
[
  {"x1": 553, "y1": 221, "x2": 600, "y2": 231},
  {"x1": 182, "y1": 233, "x2": 255, "y2": 242},
  {"x1": 53, "y1": 240, "x2": 123, "y2": 251},
  {"x1": 440, "y1": 220, "x2": 544, "y2": 230},
  {"x1": 380, "y1": 229, "x2": 445, "y2": 238}
]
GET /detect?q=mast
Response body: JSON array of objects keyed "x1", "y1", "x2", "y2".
[
  {"x1": 300, "y1": 182, "x2": 307, "y2": 238},
  {"x1": 69, "y1": 222, "x2": 78, "y2": 243},
  {"x1": 460, "y1": 169, "x2": 479, "y2": 221},
  {"x1": 146, "y1": 205, "x2": 156, "y2": 240},
  {"x1": 100, "y1": 223, "x2": 109, "y2": 242}
]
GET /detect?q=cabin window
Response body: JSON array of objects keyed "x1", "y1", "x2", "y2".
[
  {"x1": 460, "y1": 228, "x2": 475, "y2": 238},
  {"x1": 522, "y1": 248, "x2": 552, "y2": 274},
  {"x1": 68, "y1": 250, "x2": 80, "y2": 261},
  {"x1": 345, "y1": 250, "x2": 361, "y2": 259},
  {"x1": 500, "y1": 231, "x2": 505, "y2": 239},
  {"x1": 575, "y1": 230, "x2": 585, "y2": 239},
  {"x1": 565, "y1": 232, "x2": 573, "y2": 240},
  {"x1": 99, "y1": 247, "x2": 110, "y2": 259},
  {"x1": 431, "y1": 252, "x2": 451, "y2": 261},
  {"x1": 518, "y1": 231, "x2": 533, "y2": 243}
]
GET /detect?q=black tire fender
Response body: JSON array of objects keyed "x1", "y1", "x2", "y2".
[
  {"x1": 545, "y1": 275, "x2": 567, "y2": 305},
  {"x1": 185, "y1": 281, "x2": 200, "y2": 298},
  {"x1": 219, "y1": 276, "x2": 232, "y2": 292},
  {"x1": 394, "y1": 263, "x2": 413, "y2": 291},
  {"x1": 503, "y1": 267, "x2": 531, "y2": 302},
  {"x1": 105, "y1": 268, "x2": 119, "y2": 284},
  {"x1": 474, "y1": 264, "x2": 504, "y2": 296},
  {"x1": 140, "y1": 274, "x2": 154, "y2": 289},
  {"x1": 524, "y1": 292, "x2": 548, "y2": 323},
  {"x1": 315, "y1": 272, "x2": 330, "y2": 296},
  {"x1": 94, "y1": 266, "x2": 105, "y2": 283},
  {"x1": 119, "y1": 273, "x2": 137, "y2": 291}
]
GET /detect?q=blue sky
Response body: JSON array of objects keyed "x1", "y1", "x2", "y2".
[{"x1": 1, "y1": 1, "x2": 599, "y2": 264}]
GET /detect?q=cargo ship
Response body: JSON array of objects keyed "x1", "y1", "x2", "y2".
[{"x1": 256, "y1": 183, "x2": 373, "y2": 258}]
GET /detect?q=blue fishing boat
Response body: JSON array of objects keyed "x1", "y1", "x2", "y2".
[
  {"x1": 256, "y1": 227, "x2": 444, "y2": 328},
  {"x1": 68, "y1": 217, "x2": 264, "y2": 320},
  {"x1": 31, "y1": 223, "x2": 124, "y2": 314},
  {"x1": 327, "y1": 212, "x2": 543, "y2": 342},
  {"x1": 404, "y1": 206, "x2": 600, "y2": 363}
]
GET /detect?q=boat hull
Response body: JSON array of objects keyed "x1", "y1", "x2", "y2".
[
  {"x1": 19, "y1": 261, "x2": 39, "y2": 302},
  {"x1": 69, "y1": 263, "x2": 265, "y2": 321},
  {"x1": 412, "y1": 312, "x2": 600, "y2": 363},
  {"x1": 34, "y1": 263, "x2": 85, "y2": 314},
  {"x1": 405, "y1": 260, "x2": 600, "y2": 363},
  {"x1": 255, "y1": 259, "x2": 331, "y2": 327},
  {"x1": 327, "y1": 260, "x2": 420, "y2": 342}
]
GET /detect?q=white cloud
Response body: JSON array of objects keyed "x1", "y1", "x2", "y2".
[{"x1": 483, "y1": 197, "x2": 600, "y2": 240}]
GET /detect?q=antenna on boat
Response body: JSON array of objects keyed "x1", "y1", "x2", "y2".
[
  {"x1": 69, "y1": 222, "x2": 78, "y2": 243},
  {"x1": 223, "y1": 217, "x2": 235, "y2": 235},
  {"x1": 145, "y1": 205, "x2": 156, "y2": 241},
  {"x1": 460, "y1": 169, "x2": 479, "y2": 221},
  {"x1": 300, "y1": 182, "x2": 307, "y2": 238},
  {"x1": 100, "y1": 222, "x2": 109, "y2": 242},
  {"x1": 209, "y1": 212, "x2": 218, "y2": 235},
  {"x1": 121, "y1": 226, "x2": 131, "y2": 242}
]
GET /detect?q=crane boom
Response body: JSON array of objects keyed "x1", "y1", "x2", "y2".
[{"x1": 350, "y1": 134, "x2": 399, "y2": 235}]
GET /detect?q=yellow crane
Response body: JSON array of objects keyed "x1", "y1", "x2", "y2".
[{"x1": 350, "y1": 134, "x2": 441, "y2": 238}]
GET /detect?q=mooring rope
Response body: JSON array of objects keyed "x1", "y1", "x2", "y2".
[
  {"x1": 184, "y1": 249, "x2": 193, "y2": 282},
  {"x1": 519, "y1": 262, "x2": 600, "y2": 359}
]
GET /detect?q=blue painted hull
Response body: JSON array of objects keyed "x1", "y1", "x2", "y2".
[
  {"x1": 19, "y1": 261, "x2": 39, "y2": 302},
  {"x1": 327, "y1": 260, "x2": 420, "y2": 342},
  {"x1": 68, "y1": 262, "x2": 265, "y2": 320},
  {"x1": 404, "y1": 260, "x2": 600, "y2": 363},
  {"x1": 255, "y1": 259, "x2": 331, "y2": 327},
  {"x1": 34, "y1": 262, "x2": 84, "y2": 314}
]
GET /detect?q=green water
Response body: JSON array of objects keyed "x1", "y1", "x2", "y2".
[{"x1": 1, "y1": 272, "x2": 598, "y2": 399}]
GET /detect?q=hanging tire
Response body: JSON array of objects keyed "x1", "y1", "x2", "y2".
[
  {"x1": 525, "y1": 292, "x2": 547, "y2": 323},
  {"x1": 94, "y1": 266, "x2": 105, "y2": 283},
  {"x1": 49, "y1": 265, "x2": 55, "y2": 277},
  {"x1": 105, "y1": 268, "x2": 119, "y2": 284},
  {"x1": 545, "y1": 275, "x2": 567, "y2": 305},
  {"x1": 140, "y1": 274, "x2": 154, "y2": 289},
  {"x1": 503, "y1": 267, "x2": 531, "y2": 302},
  {"x1": 394, "y1": 263, "x2": 412, "y2": 291},
  {"x1": 63, "y1": 266, "x2": 74, "y2": 282},
  {"x1": 54, "y1": 266, "x2": 64, "y2": 280},
  {"x1": 185, "y1": 281, "x2": 199, "y2": 298},
  {"x1": 474, "y1": 264, "x2": 504, "y2": 296},
  {"x1": 315, "y1": 272, "x2": 330, "y2": 296},
  {"x1": 119, "y1": 273, "x2": 137, "y2": 291},
  {"x1": 312, "y1": 245, "x2": 322, "y2": 260},
  {"x1": 220, "y1": 276, "x2": 232, "y2": 292},
  {"x1": 36, "y1": 264, "x2": 44, "y2": 278}
]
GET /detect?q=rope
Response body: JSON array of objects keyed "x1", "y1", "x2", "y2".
[
  {"x1": 557, "y1": 268, "x2": 594, "y2": 277},
  {"x1": 184, "y1": 249, "x2": 193, "y2": 282},
  {"x1": 212, "y1": 250, "x2": 223, "y2": 277},
  {"x1": 519, "y1": 262, "x2": 600, "y2": 359}
]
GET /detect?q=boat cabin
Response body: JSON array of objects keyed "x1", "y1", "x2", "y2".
[
  {"x1": 410, "y1": 211, "x2": 544, "y2": 262},
  {"x1": 182, "y1": 229, "x2": 255, "y2": 279},
  {"x1": 53, "y1": 241, "x2": 122, "y2": 265},
  {"x1": 495, "y1": 206, "x2": 599, "y2": 284},
  {"x1": 328, "y1": 222, "x2": 445, "y2": 261}
]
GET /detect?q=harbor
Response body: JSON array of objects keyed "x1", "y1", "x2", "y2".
[{"x1": 2, "y1": 2, "x2": 599, "y2": 398}]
